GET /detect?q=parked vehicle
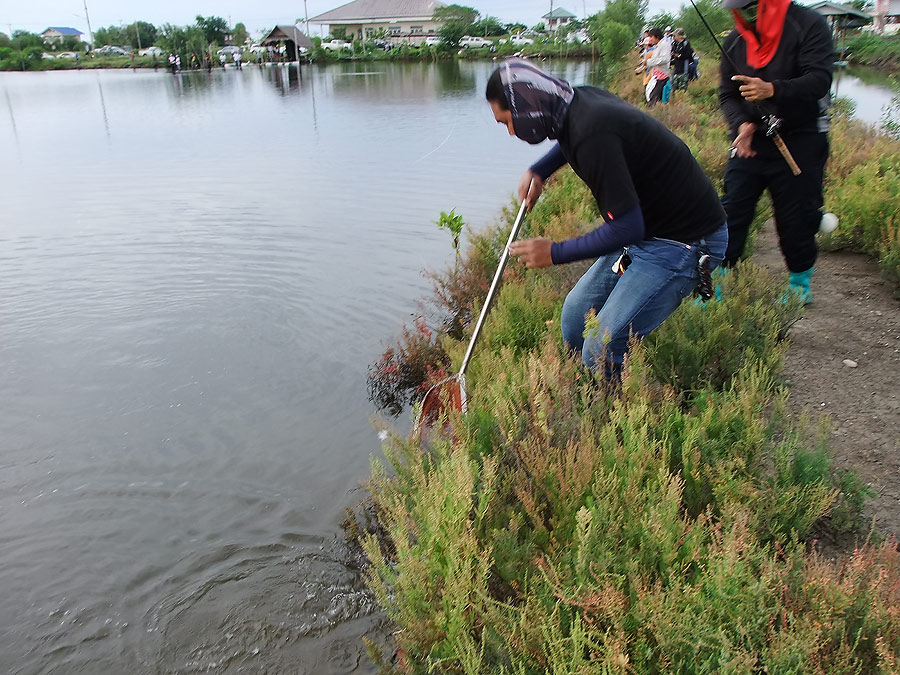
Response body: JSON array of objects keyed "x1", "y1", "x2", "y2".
[
  {"x1": 216, "y1": 46, "x2": 242, "y2": 56},
  {"x1": 372, "y1": 38, "x2": 393, "y2": 51},
  {"x1": 567, "y1": 30, "x2": 591, "y2": 44},
  {"x1": 41, "y1": 53, "x2": 56, "y2": 60},
  {"x1": 459, "y1": 35, "x2": 492, "y2": 49},
  {"x1": 57, "y1": 51, "x2": 79, "y2": 58},
  {"x1": 510, "y1": 34, "x2": 534, "y2": 46},
  {"x1": 322, "y1": 39, "x2": 351, "y2": 51},
  {"x1": 138, "y1": 46, "x2": 163, "y2": 57},
  {"x1": 93, "y1": 45, "x2": 127, "y2": 56},
  {"x1": 424, "y1": 35, "x2": 442, "y2": 47}
]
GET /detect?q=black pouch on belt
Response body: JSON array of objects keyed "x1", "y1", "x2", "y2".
[{"x1": 696, "y1": 254, "x2": 713, "y2": 301}]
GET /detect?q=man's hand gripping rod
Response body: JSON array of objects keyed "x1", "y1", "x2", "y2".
[{"x1": 688, "y1": 0, "x2": 802, "y2": 176}]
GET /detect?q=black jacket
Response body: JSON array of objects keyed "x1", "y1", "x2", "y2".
[
  {"x1": 671, "y1": 39, "x2": 695, "y2": 74},
  {"x1": 719, "y1": 2, "x2": 833, "y2": 138}
]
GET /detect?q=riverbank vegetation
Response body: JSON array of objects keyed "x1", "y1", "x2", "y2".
[
  {"x1": 844, "y1": 33, "x2": 900, "y2": 71},
  {"x1": 4, "y1": 0, "x2": 899, "y2": 76},
  {"x1": 0, "y1": 0, "x2": 723, "y2": 73},
  {"x1": 355, "y1": 69, "x2": 900, "y2": 673}
]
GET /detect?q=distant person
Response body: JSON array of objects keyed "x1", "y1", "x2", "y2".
[
  {"x1": 643, "y1": 27, "x2": 671, "y2": 106},
  {"x1": 175, "y1": 55, "x2": 181, "y2": 72},
  {"x1": 485, "y1": 59, "x2": 728, "y2": 377},
  {"x1": 168, "y1": 53, "x2": 177, "y2": 74},
  {"x1": 205, "y1": 54, "x2": 212, "y2": 71},
  {"x1": 233, "y1": 51, "x2": 242, "y2": 69},
  {"x1": 219, "y1": 52, "x2": 227, "y2": 68},
  {"x1": 719, "y1": 0, "x2": 834, "y2": 302},
  {"x1": 670, "y1": 28, "x2": 695, "y2": 91},
  {"x1": 664, "y1": 25, "x2": 674, "y2": 44}
]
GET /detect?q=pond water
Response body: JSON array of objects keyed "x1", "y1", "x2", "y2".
[
  {"x1": 1, "y1": 58, "x2": 894, "y2": 674},
  {"x1": 0, "y1": 60, "x2": 601, "y2": 674},
  {"x1": 833, "y1": 65, "x2": 900, "y2": 127}
]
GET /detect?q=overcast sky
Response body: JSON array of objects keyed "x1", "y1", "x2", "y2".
[{"x1": 5, "y1": 0, "x2": 688, "y2": 39}]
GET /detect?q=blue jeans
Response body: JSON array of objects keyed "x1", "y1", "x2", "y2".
[{"x1": 560, "y1": 223, "x2": 729, "y2": 373}]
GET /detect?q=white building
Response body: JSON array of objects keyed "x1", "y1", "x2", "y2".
[
  {"x1": 310, "y1": 0, "x2": 445, "y2": 43},
  {"x1": 872, "y1": 0, "x2": 900, "y2": 33},
  {"x1": 542, "y1": 8, "x2": 577, "y2": 32}
]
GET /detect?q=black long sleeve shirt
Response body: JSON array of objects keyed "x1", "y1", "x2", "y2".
[
  {"x1": 719, "y1": 2, "x2": 833, "y2": 139},
  {"x1": 671, "y1": 39, "x2": 695, "y2": 75}
]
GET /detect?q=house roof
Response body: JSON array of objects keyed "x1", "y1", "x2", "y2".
[
  {"x1": 310, "y1": 0, "x2": 444, "y2": 23},
  {"x1": 542, "y1": 7, "x2": 577, "y2": 19},
  {"x1": 805, "y1": 0, "x2": 871, "y2": 18},
  {"x1": 42, "y1": 27, "x2": 83, "y2": 36},
  {"x1": 260, "y1": 25, "x2": 314, "y2": 49}
]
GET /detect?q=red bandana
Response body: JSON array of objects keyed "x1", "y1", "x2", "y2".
[{"x1": 732, "y1": 0, "x2": 792, "y2": 69}]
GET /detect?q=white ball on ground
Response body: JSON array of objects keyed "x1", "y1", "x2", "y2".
[{"x1": 819, "y1": 212, "x2": 839, "y2": 234}]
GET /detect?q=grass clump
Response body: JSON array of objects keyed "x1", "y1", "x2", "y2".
[
  {"x1": 356, "y1": 62, "x2": 899, "y2": 673},
  {"x1": 359, "y1": 323, "x2": 895, "y2": 672},
  {"x1": 357, "y1": 182, "x2": 891, "y2": 671}
]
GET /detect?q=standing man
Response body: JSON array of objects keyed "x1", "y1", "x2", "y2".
[
  {"x1": 670, "y1": 28, "x2": 695, "y2": 91},
  {"x1": 719, "y1": 0, "x2": 833, "y2": 302},
  {"x1": 486, "y1": 59, "x2": 728, "y2": 377}
]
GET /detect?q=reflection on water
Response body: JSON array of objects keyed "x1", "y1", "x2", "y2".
[
  {"x1": 0, "y1": 60, "x2": 602, "y2": 674},
  {"x1": 833, "y1": 66, "x2": 900, "y2": 127}
]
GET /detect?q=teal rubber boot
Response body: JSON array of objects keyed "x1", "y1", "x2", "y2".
[{"x1": 787, "y1": 267, "x2": 813, "y2": 305}]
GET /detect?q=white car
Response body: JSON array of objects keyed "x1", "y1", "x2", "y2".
[
  {"x1": 510, "y1": 34, "x2": 534, "y2": 46},
  {"x1": 57, "y1": 51, "x2": 79, "y2": 58},
  {"x1": 138, "y1": 46, "x2": 163, "y2": 57},
  {"x1": 567, "y1": 30, "x2": 591, "y2": 44},
  {"x1": 322, "y1": 39, "x2": 351, "y2": 51},
  {"x1": 424, "y1": 36, "x2": 442, "y2": 46},
  {"x1": 459, "y1": 35, "x2": 492, "y2": 49}
]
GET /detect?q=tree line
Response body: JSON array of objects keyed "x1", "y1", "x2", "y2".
[
  {"x1": 0, "y1": 15, "x2": 251, "y2": 70},
  {"x1": 1, "y1": 1, "x2": 735, "y2": 72}
]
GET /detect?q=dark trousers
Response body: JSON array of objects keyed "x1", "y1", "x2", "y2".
[
  {"x1": 647, "y1": 78, "x2": 667, "y2": 106},
  {"x1": 722, "y1": 131, "x2": 828, "y2": 273}
]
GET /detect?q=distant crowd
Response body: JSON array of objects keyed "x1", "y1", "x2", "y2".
[
  {"x1": 635, "y1": 25, "x2": 700, "y2": 106},
  {"x1": 164, "y1": 43, "x2": 295, "y2": 74}
]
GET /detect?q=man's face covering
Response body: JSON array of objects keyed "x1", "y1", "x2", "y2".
[
  {"x1": 498, "y1": 59, "x2": 574, "y2": 145},
  {"x1": 738, "y1": 1, "x2": 760, "y2": 25}
]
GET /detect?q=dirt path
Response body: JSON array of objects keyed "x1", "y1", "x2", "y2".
[{"x1": 753, "y1": 224, "x2": 900, "y2": 541}]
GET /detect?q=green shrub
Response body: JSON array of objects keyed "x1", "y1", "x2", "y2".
[
  {"x1": 357, "y1": 64, "x2": 898, "y2": 673},
  {"x1": 359, "y1": 329, "x2": 889, "y2": 672},
  {"x1": 645, "y1": 263, "x2": 803, "y2": 395}
]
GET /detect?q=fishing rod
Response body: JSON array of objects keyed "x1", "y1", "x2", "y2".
[{"x1": 686, "y1": 0, "x2": 802, "y2": 175}]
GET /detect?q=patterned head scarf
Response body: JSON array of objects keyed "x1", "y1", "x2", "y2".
[{"x1": 498, "y1": 58, "x2": 574, "y2": 145}]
